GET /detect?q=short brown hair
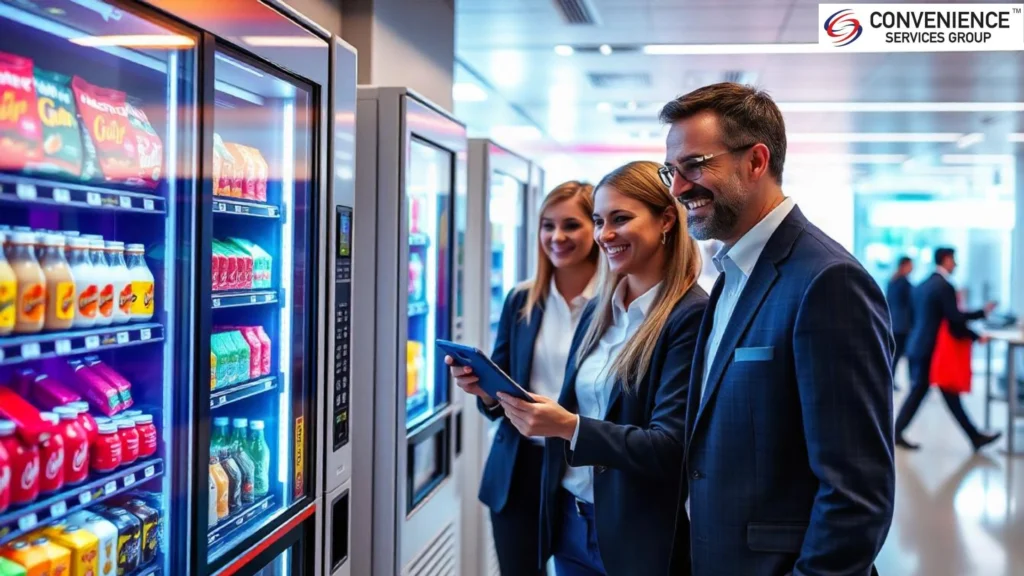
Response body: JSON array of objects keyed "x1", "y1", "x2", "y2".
[{"x1": 659, "y1": 82, "x2": 787, "y2": 183}]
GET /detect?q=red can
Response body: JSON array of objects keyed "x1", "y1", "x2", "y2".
[
  {"x1": 133, "y1": 414, "x2": 158, "y2": 459},
  {"x1": 54, "y1": 406, "x2": 89, "y2": 484},
  {"x1": 116, "y1": 419, "x2": 139, "y2": 465},
  {"x1": 67, "y1": 401, "x2": 97, "y2": 443},
  {"x1": 91, "y1": 422, "x2": 122, "y2": 473},
  {"x1": 0, "y1": 419, "x2": 38, "y2": 505},
  {"x1": 38, "y1": 412, "x2": 64, "y2": 494},
  {"x1": 0, "y1": 421, "x2": 12, "y2": 513}
]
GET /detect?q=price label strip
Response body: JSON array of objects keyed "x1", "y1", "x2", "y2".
[
  {"x1": 21, "y1": 342, "x2": 40, "y2": 359},
  {"x1": 104, "y1": 481, "x2": 117, "y2": 496},
  {"x1": 17, "y1": 513, "x2": 37, "y2": 531},
  {"x1": 85, "y1": 335, "x2": 100, "y2": 349},
  {"x1": 124, "y1": 473, "x2": 136, "y2": 487},
  {"x1": 86, "y1": 192, "x2": 101, "y2": 206},
  {"x1": 143, "y1": 199, "x2": 154, "y2": 211},
  {"x1": 144, "y1": 465, "x2": 155, "y2": 478},
  {"x1": 50, "y1": 501, "x2": 67, "y2": 518},
  {"x1": 140, "y1": 328, "x2": 152, "y2": 341},
  {"x1": 55, "y1": 339, "x2": 72, "y2": 355},
  {"x1": 53, "y1": 188, "x2": 71, "y2": 203},
  {"x1": 117, "y1": 332, "x2": 129, "y2": 345},
  {"x1": 119, "y1": 196, "x2": 132, "y2": 209}
]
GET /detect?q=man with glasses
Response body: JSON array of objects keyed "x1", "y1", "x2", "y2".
[{"x1": 663, "y1": 83, "x2": 895, "y2": 576}]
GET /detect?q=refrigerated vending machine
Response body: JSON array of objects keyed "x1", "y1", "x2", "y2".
[
  {"x1": 352, "y1": 87, "x2": 467, "y2": 576},
  {"x1": 525, "y1": 163, "x2": 546, "y2": 275},
  {"x1": 460, "y1": 140, "x2": 536, "y2": 576},
  {"x1": 0, "y1": 0, "x2": 341, "y2": 574}
]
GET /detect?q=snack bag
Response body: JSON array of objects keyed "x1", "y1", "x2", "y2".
[
  {"x1": 249, "y1": 147, "x2": 268, "y2": 202},
  {"x1": 73, "y1": 76, "x2": 136, "y2": 184},
  {"x1": 125, "y1": 98, "x2": 163, "y2": 188},
  {"x1": 224, "y1": 142, "x2": 252, "y2": 199},
  {"x1": 0, "y1": 51, "x2": 43, "y2": 170},
  {"x1": 29, "y1": 69, "x2": 83, "y2": 177}
]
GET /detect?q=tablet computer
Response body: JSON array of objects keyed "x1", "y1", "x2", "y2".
[{"x1": 436, "y1": 339, "x2": 535, "y2": 403}]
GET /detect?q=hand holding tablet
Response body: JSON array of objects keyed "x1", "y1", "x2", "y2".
[{"x1": 438, "y1": 339, "x2": 535, "y2": 403}]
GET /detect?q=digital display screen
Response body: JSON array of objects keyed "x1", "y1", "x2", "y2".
[{"x1": 337, "y1": 208, "x2": 351, "y2": 257}]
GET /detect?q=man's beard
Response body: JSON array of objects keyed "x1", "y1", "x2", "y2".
[{"x1": 681, "y1": 182, "x2": 743, "y2": 241}]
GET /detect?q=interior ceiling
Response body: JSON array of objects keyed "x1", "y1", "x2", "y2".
[{"x1": 454, "y1": 0, "x2": 1024, "y2": 161}]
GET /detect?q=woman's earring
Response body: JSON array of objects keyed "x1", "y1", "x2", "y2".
[{"x1": 661, "y1": 230, "x2": 667, "y2": 245}]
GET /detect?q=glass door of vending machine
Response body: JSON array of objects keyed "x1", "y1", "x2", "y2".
[
  {"x1": 352, "y1": 87, "x2": 467, "y2": 576},
  {"x1": 198, "y1": 43, "x2": 319, "y2": 573},
  {"x1": 0, "y1": 1, "x2": 197, "y2": 575},
  {"x1": 483, "y1": 144, "x2": 529, "y2": 349}
]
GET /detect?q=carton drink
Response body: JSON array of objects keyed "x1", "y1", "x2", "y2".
[
  {"x1": 253, "y1": 327, "x2": 272, "y2": 376},
  {"x1": 0, "y1": 541, "x2": 47, "y2": 576},
  {"x1": 224, "y1": 143, "x2": 256, "y2": 200},
  {"x1": 122, "y1": 499, "x2": 159, "y2": 566},
  {"x1": 43, "y1": 525, "x2": 98, "y2": 576},
  {"x1": 226, "y1": 331, "x2": 255, "y2": 380},
  {"x1": 220, "y1": 243, "x2": 252, "y2": 290},
  {"x1": 29, "y1": 539, "x2": 69, "y2": 576},
  {"x1": 100, "y1": 508, "x2": 140, "y2": 575},
  {"x1": 0, "y1": 386, "x2": 48, "y2": 445},
  {"x1": 210, "y1": 333, "x2": 230, "y2": 389},
  {"x1": 211, "y1": 244, "x2": 222, "y2": 291},
  {"x1": 75, "y1": 515, "x2": 116, "y2": 576},
  {"x1": 228, "y1": 238, "x2": 271, "y2": 289},
  {"x1": 0, "y1": 557, "x2": 25, "y2": 576},
  {"x1": 239, "y1": 328, "x2": 262, "y2": 378},
  {"x1": 66, "y1": 362, "x2": 121, "y2": 417},
  {"x1": 82, "y1": 357, "x2": 132, "y2": 410},
  {"x1": 30, "y1": 374, "x2": 80, "y2": 410}
]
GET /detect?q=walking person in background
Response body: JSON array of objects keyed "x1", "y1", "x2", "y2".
[
  {"x1": 487, "y1": 161, "x2": 706, "y2": 576},
  {"x1": 894, "y1": 247, "x2": 1001, "y2": 452},
  {"x1": 662, "y1": 83, "x2": 894, "y2": 576},
  {"x1": 887, "y1": 256, "x2": 915, "y2": 389},
  {"x1": 446, "y1": 181, "x2": 599, "y2": 575}
]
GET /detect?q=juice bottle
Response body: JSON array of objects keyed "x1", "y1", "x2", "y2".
[
  {"x1": 77, "y1": 515, "x2": 117, "y2": 576},
  {"x1": 28, "y1": 539, "x2": 69, "y2": 576},
  {"x1": 124, "y1": 244, "x2": 153, "y2": 322},
  {"x1": 115, "y1": 420, "x2": 139, "y2": 466},
  {"x1": 210, "y1": 455, "x2": 229, "y2": 520},
  {"x1": 100, "y1": 508, "x2": 139, "y2": 575},
  {"x1": 230, "y1": 419, "x2": 255, "y2": 505},
  {"x1": 89, "y1": 237, "x2": 113, "y2": 328},
  {"x1": 0, "y1": 541, "x2": 48, "y2": 576},
  {"x1": 90, "y1": 422, "x2": 122, "y2": 473},
  {"x1": 53, "y1": 407, "x2": 89, "y2": 485},
  {"x1": 37, "y1": 413, "x2": 64, "y2": 495},
  {"x1": 132, "y1": 415, "x2": 157, "y2": 459},
  {"x1": 249, "y1": 420, "x2": 270, "y2": 498},
  {"x1": 104, "y1": 242, "x2": 131, "y2": 326},
  {"x1": 218, "y1": 448, "x2": 242, "y2": 514},
  {"x1": 0, "y1": 557, "x2": 26, "y2": 576},
  {"x1": 40, "y1": 235, "x2": 75, "y2": 331},
  {"x1": 67, "y1": 402, "x2": 98, "y2": 443},
  {"x1": 66, "y1": 238, "x2": 98, "y2": 329},
  {"x1": 211, "y1": 417, "x2": 230, "y2": 454},
  {"x1": 0, "y1": 233, "x2": 16, "y2": 336},
  {"x1": 9, "y1": 232, "x2": 45, "y2": 334},
  {"x1": 43, "y1": 525, "x2": 97, "y2": 576},
  {"x1": 0, "y1": 420, "x2": 38, "y2": 506}
]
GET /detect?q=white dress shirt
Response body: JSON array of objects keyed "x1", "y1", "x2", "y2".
[
  {"x1": 524, "y1": 275, "x2": 597, "y2": 444},
  {"x1": 562, "y1": 279, "x2": 661, "y2": 503}
]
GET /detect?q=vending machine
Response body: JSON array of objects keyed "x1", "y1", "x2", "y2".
[
  {"x1": 0, "y1": 0, "x2": 342, "y2": 574},
  {"x1": 525, "y1": 163, "x2": 546, "y2": 275},
  {"x1": 351, "y1": 87, "x2": 467, "y2": 576},
  {"x1": 460, "y1": 140, "x2": 538, "y2": 576}
]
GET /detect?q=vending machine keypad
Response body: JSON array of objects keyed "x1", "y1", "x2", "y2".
[{"x1": 334, "y1": 206, "x2": 352, "y2": 449}]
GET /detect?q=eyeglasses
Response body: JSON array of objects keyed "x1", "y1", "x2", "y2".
[{"x1": 658, "y1": 143, "x2": 757, "y2": 187}]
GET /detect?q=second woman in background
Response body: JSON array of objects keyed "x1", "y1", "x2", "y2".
[
  {"x1": 495, "y1": 161, "x2": 706, "y2": 576},
  {"x1": 447, "y1": 181, "x2": 599, "y2": 575}
]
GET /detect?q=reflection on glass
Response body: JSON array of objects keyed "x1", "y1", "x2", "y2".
[
  {"x1": 406, "y1": 139, "x2": 453, "y2": 429},
  {"x1": 0, "y1": 2, "x2": 196, "y2": 574},
  {"x1": 488, "y1": 172, "x2": 525, "y2": 347},
  {"x1": 251, "y1": 547, "x2": 291, "y2": 576},
  {"x1": 207, "y1": 49, "x2": 313, "y2": 563}
]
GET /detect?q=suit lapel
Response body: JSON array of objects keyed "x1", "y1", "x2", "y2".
[
  {"x1": 519, "y1": 304, "x2": 544, "y2": 390},
  {"x1": 687, "y1": 275, "x2": 725, "y2": 438}
]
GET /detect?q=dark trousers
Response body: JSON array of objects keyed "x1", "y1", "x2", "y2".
[
  {"x1": 895, "y1": 355, "x2": 980, "y2": 442},
  {"x1": 490, "y1": 442, "x2": 545, "y2": 576},
  {"x1": 552, "y1": 490, "x2": 607, "y2": 576},
  {"x1": 893, "y1": 332, "x2": 907, "y2": 373}
]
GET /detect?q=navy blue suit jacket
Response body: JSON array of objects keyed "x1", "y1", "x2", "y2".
[
  {"x1": 904, "y1": 272, "x2": 985, "y2": 361},
  {"x1": 886, "y1": 275, "x2": 914, "y2": 335},
  {"x1": 476, "y1": 286, "x2": 545, "y2": 512},
  {"x1": 541, "y1": 286, "x2": 707, "y2": 576},
  {"x1": 682, "y1": 207, "x2": 895, "y2": 576}
]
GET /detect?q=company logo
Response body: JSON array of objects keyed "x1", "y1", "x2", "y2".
[{"x1": 824, "y1": 9, "x2": 864, "y2": 46}]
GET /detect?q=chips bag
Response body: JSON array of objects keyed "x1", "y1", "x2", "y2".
[
  {"x1": 125, "y1": 98, "x2": 162, "y2": 188},
  {"x1": 0, "y1": 51, "x2": 43, "y2": 170},
  {"x1": 29, "y1": 69, "x2": 83, "y2": 177},
  {"x1": 73, "y1": 75, "x2": 136, "y2": 184}
]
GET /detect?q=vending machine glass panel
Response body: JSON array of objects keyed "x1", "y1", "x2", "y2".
[
  {"x1": 405, "y1": 139, "x2": 453, "y2": 429},
  {"x1": 487, "y1": 172, "x2": 525, "y2": 347}
]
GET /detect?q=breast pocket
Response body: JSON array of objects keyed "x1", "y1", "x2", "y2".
[{"x1": 734, "y1": 346, "x2": 774, "y2": 362}]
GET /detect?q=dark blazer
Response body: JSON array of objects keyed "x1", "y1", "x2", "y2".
[
  {"x1": 886, "y1": 275, "x2": 914, "y2": 335},
  {"x1": 477, "y1": 286, "x2": 544, "y2": 512},
  {"x1": 540, "y1": 285, "x2": 708, "y2": 576},
  {"x1": 682, "y1": 207, "x2": 895, "y2": 576},
  {"x1": 904, "y1": 272, "x2": 985, "y2": 361}
]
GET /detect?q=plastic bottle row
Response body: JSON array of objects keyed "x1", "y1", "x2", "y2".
[
  {"x1": 208, "y1": 417, "x2": 271, "y2": 526},
  {"x1": 0, "y1": 492, "x2": 163, "y2": 576},
  {"x1": 0, "y1": 227, "x2": 154, "y2": 336}
]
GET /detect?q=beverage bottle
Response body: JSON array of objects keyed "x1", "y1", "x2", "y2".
[
  {"x1": 249, "y1": 420, "x2": 270, "y2": 498},
  {"x1": 230, "y1": 419, "x2": 255, "y2": 504},
  {"x1": 122, "y1": 499, "x2": 159, "y2": 566},
  {"x1": 67, "y1": 401, "x2": 98, "y2": 443},
  {"x1": 66, "y1": 237, "x2": 98, "y2": 329},
  {"x1": 37, "y1": 413, "x2": 64, "y2": 495},
  {"x1": 208, "y1": 458, "x2": 219, "y2": 526},
  {"x1": 40, "y1": 235, "x2": 75, "y2": 331},
  {"x1": 90, "y1": 422, "x2": 122, "y2": 473},
  {"x1": 211, "y1": 417, "x2": 229, "y2": 454},
  {"x1": 100, "y1": 507, "x2": 140, "y2": 575},
  {"x1": 0, "y1": 232, "x2": 16, "y2": 336},
  {"x1": 78, "y1": 514, "x2": 117, "y2": 576},
  {"x1": 0, "y1": 424, "x2": 9, "y2": 514},
  {"x1": 210, "y1": 456, "x2": 229, "y2": 521},
  {"x1": 28, "y1": 539, "x2": 69, "y2": 576},
  {"x1": 124, "y1": 244, "x2": 154, "y2": 322},
  {"x1": 218, "y1": 448, "x2": 242, "y2": 514},
  {"x1": 104, "y1": 242, "x2": 131, "y2": 325},
  {"x1": 53, "y1": 406, "x2": 89, "y2": 485},
  {"x1": 90, "y1": 238, "x2": 113, "y2": 327},
  {"x1": 116, "y1": 419, "x2": 139, "y2": 466},
  {"x1": 9, "y1": 232, "x2": 45, "y2": 334},
  {"x1": 132, "y1": 414, "x2": 158, "y2": 459},
  {"x1": 0, "y1": 419, "x2": 38, "y2": 505},
  {"x1": 42, "y1": 524, "x2": 98, "y2": 576}
]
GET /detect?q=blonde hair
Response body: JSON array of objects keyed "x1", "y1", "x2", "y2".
[
  {"x1": 519, "y1": 181, "x2": 598, "y2": 321},
  {"x1": 576, "y1": 161, "x2": 701, "y2": 393}
]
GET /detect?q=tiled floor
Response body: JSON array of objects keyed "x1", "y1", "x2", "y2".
[{"x1": 877, "y1": 369, "x2": 1024, "y2": 576}]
